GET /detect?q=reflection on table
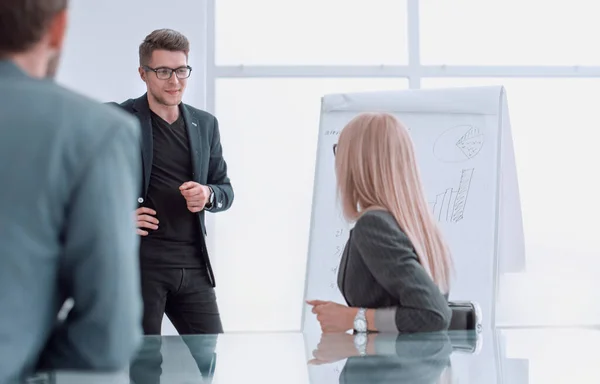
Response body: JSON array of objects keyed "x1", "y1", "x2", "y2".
[{"x1": 26, "y1": 328, "x2": 600, "y2": 383}]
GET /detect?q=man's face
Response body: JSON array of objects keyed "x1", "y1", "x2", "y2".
[{"x1": 141, "y1": 49, "x2": 188, "y2": 107}]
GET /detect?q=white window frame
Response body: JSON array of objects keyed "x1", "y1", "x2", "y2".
[
  {"x1": 206, "y1": 0, "x2": 600, "y2": 100},
  {"x1": 202, "y1": 0, "x2": 600, "y2": 251}
]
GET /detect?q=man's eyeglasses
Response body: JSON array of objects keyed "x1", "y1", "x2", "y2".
[
  {"x1": 333, "y1": 144, "x2": 337, "y2": 156},
  {"x1": 143, "y1": 65, "x2": 192, "y2": 80}
]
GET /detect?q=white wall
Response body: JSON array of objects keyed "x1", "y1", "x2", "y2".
[{"x1": 57, "y1": 0, "x2": 209, "y2": 336}]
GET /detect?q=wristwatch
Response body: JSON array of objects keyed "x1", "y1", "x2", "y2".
[
  {"x1": 353, "y1": 332, "x2": 368, "y2": 356},
  {"x1": 205, "y1": 186, "x2": 214, "y2": 209},
  {"x1": 354, "y1": 307, "x2": 367, "y2": 332}
]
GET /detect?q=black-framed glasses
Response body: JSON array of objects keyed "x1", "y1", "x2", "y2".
[
  {"x1": 333, "y1": 143, "x2": 338, "y2": 156},
  {"x1": 143, "y1": 65, "x2": 192, "y2": 80}
]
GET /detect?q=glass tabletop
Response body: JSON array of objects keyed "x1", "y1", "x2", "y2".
[{"x1": 27, "y1": 327, "x2": 600, "y2": 383}]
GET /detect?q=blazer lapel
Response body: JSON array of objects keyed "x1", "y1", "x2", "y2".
[
  {"x1": 180, "y1": 104, "x2": 202, "y2": 182},
  {"x1": 132, "y1": 94, "x2": 153, "y2": 195}
]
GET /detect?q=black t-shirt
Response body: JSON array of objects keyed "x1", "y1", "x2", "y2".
[{"x1": 139, "y1": 111, "x2": 203, "y2": 268}]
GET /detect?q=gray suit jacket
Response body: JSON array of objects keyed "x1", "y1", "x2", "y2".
[
  {"x1": 337, "y1": 209, "x2": 452, "y2": 333},
  {"x1": 0, "y1": 60, "x2": 143, "y2": 382}
]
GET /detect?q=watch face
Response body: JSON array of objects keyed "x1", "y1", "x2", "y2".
[{"x1": 354, "y1": 318, "x2": 367, "y2": 331}]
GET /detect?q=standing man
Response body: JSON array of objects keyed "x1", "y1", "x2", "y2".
[
  {"x1": 109, "y1": 29, "x2": 234, "y2": 335},
  {"x1": 0, "y1": 0, "x2": 143, "y2": 382}
]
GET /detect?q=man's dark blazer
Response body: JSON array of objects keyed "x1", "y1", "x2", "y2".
[{"x1": 107, "y1": 94, "x2": 234, "y2": 287}]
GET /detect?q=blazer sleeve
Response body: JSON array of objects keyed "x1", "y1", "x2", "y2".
[
  {"x1": 206, "y1": 116, "x2": 234, "y2": 212},
  {"x1": 352, "y1": 211, "x2": 452, "y2": 333}
]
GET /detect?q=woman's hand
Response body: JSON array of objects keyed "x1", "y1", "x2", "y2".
[{"x1": 306, "y1": 300, "x2": 357, "y2": 333}]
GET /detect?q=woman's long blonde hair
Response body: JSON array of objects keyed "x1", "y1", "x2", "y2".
[{"x1": 335, "y1": 112, "x2": 453, "y2": 293}]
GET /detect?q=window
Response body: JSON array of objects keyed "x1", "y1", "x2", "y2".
[
  {"x1": 210, "y1": 0, "x2": 600, "y2": 331},
  {"x1": 420, "y1": 0, "x2": 600, "y2": 65},
  {"x1": 216, "y1": 0, "x2": 408, "y2": 65},
  {"x1": 213, "y1": 78, "x2": 408, "y2": 331}
]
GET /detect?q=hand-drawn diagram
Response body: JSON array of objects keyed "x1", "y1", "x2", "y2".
[
  {"x1": 429, "y1": 168, "x2": 474, "y2": 223},
  {"x1": 433, "y1": 125, "x2": 484, "y2": 163}
]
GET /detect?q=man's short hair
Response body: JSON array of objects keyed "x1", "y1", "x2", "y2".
[
  {"x1": 139, "y1": 29, "x2": 190, "y2": 67},
  {"x1": 0, "y1": 0, "x2": 68, "y2": 56}
]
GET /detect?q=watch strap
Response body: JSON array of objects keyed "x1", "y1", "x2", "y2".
[{"x1": 205, "y1": 186, "x2": 214, "y2": 209}]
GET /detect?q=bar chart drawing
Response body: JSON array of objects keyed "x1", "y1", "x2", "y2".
[{"x1": 430, "y1": 168, "x2": 475, "y2": 223}]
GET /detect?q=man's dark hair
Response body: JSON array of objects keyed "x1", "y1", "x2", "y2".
[
  {"x1": 0, "y1": 0, "x2": 68, "y2": 56},
  {"x1": 139, "y1": 29, "x2": 190, "y2": 67}
]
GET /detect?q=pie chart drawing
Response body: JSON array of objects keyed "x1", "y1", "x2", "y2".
[{"x1": 433, "y1": 125, "x2": 484, "y2": 163}]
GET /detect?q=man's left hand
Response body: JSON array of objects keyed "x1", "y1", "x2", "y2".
[{"x1": 179, "y1": 181, "x2": 210, "y2": 213}]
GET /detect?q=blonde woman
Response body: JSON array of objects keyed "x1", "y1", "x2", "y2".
[{"x1": 307, "y1": 112, "x2": 453, "y2": 334}]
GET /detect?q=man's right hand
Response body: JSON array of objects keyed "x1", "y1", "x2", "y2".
[{"x1": 135, "y1": 207, "x2": 158, "y2": 236}]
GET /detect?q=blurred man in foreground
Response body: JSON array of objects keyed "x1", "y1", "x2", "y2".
[{"x1": 0, "y1": 0, "x2": 144, "y2": 381}]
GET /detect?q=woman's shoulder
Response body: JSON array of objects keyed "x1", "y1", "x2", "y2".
[
  {"x1": 358, "y1": 208, "x2": 395, "y2": 221},
  {"x1": 353, "y1": 209, "x2": 409, "y2": 240},
  {"x1": 355, "y1": 209, "x2": 398, "y2": 230},
  {"x1": 351, "y1": 209, "x2": 417, "y2": 260}
]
